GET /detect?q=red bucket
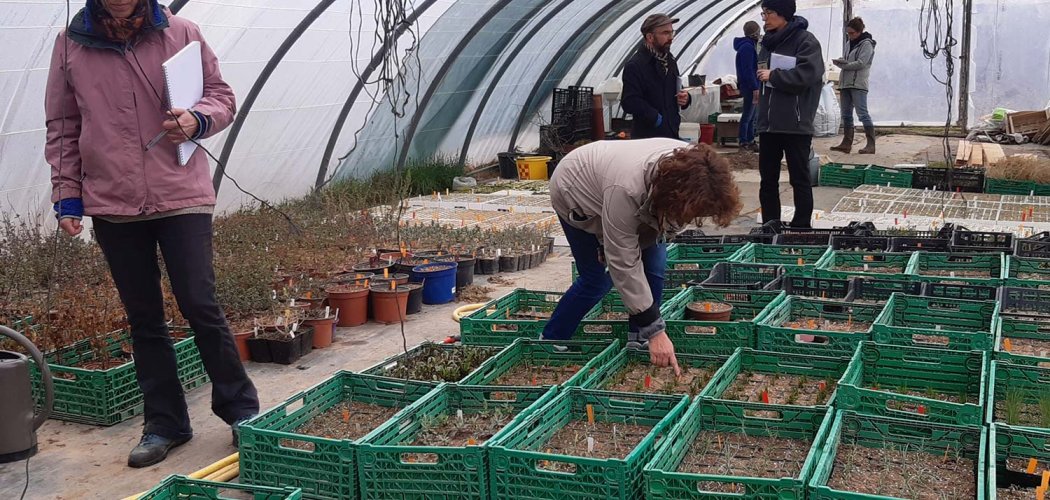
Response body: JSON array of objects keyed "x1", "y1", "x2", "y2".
[{"x1": 699, "y1": 124, "x2": 716, "y2": 145}]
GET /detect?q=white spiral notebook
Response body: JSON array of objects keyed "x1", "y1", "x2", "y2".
[{"x1": 161, "y1": 41, "x2": 203, "y2": 166}]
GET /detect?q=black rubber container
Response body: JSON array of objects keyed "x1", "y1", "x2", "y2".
[
  {"x1": 455, "y1": 255, "x2": 476, "y2": 291},
  {"x1": 499, "y1": 255, "x2": 519, "y2": 273},
  {"x1": 478, "y1": 257, "x2": 498, "y2": 275},
  {"x1": 404, "y1": 283, "x2": 424, "y2": 315}
]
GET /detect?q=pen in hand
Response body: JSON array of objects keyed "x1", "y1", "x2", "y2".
[{"x1": 144, "y1": 130, "x2": 166, "y2": 151}]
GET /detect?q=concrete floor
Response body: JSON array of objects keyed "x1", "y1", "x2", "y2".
[{"x1": 3, "y1": 133, "x2": 1044, "y2": 499}]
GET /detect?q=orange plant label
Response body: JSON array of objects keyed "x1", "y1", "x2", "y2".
[
  {"x1": 1004, "y1": 338, "x2": 1014, "y2": 352},
  {"x1": 467, "y1": 437, "x2": 477, "y2": 446},
  {"x1": 586, "y1": 404, "x2": 595, "y2": 425},
  {"x1": 342, "y1": 409, "x2": 350, "y2": 423},
  {"x1": 761, "y1": 390, "x2": 770, "y2": 404},
  {"x1": 644, "y1": 375, "x2": 652, "y2": 389},
  {"x1": 1029, "y1": 458, "x2": 1039, "y2": 474},
  {"x1": 918, "y1": 405, "x2": 927, "y2": 415}
]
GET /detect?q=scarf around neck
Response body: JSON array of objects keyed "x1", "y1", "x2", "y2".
[
  {"x1": 94, "y1": 0, "x2": 150, "y2": 43},
  {"x1": 646, "y1": 42, "x2": 672, "y2": 75}
]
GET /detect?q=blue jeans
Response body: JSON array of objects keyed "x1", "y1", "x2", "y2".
[
  {"x1": 542, "y1": 217, "x2": 666, "y2": 340},
  {"x1": 840, "y1": 88, "x2": 873, "y2": 129},
  {"x1": 739, "y1": 93, "x2": 758, "y2": 144}
]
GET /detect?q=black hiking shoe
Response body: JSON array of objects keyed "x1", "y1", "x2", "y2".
[
  {"x1": 128, "y1": 433, "x2": 191, "y2": 468},
  {"x1": 231, "y1": 414, "x2": 257, "y2": 448}
]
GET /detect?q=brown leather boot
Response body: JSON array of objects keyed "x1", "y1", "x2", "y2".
[
  {"x1": 859, "y1": 125, "x2": 876, "y2": 154},
  {"x1": 830, "y1": 128, "x2": 853, "y2": 153}
]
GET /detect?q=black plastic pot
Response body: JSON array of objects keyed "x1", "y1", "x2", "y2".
[
  {"x1": 474, "y1": 258, "x2": 482, "y2": 275},
  {"x1": 352, "y1": 261, "x2": 394, "y2": 276},
  {"x1": 478, "y1": 257, "x2": 497, "y2": 275},
  {"x1": 246, "y1": 337, "x2": 272, "y2": 363},
  {"x1": 456, "y1": 255, "x2": 476, "y2": 291},
  {"x1": 268, "y1": 337, "x2": 302, "y2": 365},
  {"x1": 405, "y1": 283, "x2": 424, "y2": 315},
  {"x1": 297, "y1": 327, "x2": 314, "y2": 357},
  {"x1": 529, "y1": 250, "x2": 542, "y2": 268},
  {"x1": 499, "y1": 255, "x2": 519, "y2": 273}
]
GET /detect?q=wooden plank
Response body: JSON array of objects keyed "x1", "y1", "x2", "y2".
[
  {"x1": 983, "y1": 143, "x2": 1006, "y2": 165},
  {"x1": 968, "y1": 142, "x2": 984, "y2": 166},
  {"x1": 956, "y1": 140, "x2": 971, "y2": 165}
]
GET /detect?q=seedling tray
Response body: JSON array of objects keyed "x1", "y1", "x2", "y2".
[
  {"x1": 814, "y1": 250, "x2": 912, "y2": 280},
  {"x1": 238, "y1": 372, "x2": 434, "y2": 500},
  {"x1": 780, "y1": 275, "x2": 854, "y2": 300},
  {"x1": 808, "y1": 411, "x2": 985, "y2": 500},
  {"x1": 837, "y1": 342, "x2": 986, "y2": 426},
  {"x1": 29, "y1": 328, "x2": 207, "y2": 426},
  {"x1": 757, "y1": 297, "x2": 884, "y2": 357},
  {"x1": 661, "y1": 287, "x2": 785, "y2": 355},
  {"x1": 986, "y1": 361, "x2": 1050, "y2": 433},
  {"x1": 699, "y1": 262, "x2": 784, "y2": 290},
  {"x1": 864, "y1": 165, "x2": 914, "y2": 188},
  {"x1": 487, "y1": 388, "x2": 688, "y2": 500},
  {"x1": 357, "y1": 384, "x2": 557, "y2": 499},
  {"x1": 645, "y1": 398, "x2": 833, "y2": 500},
  {"x1": 459, "y1": 339, "x2": 620, "y2": 389},
  {"x1": 871, "y1": 293, "x2": 997, "y2": 351},
  {"x1": 459, "y1": 289, "x2": 565, "y2": 345},
  {"x1": 582, "y1": 347, "x2": 727, "y2": 397},
  {"x1": 139, "y1": 475, "x2": 302, "y2": 499},
  {"x1": 700, "y1": 348, "x2": 850, "y2": 409},
  {"x1": 820, "y1": 163, "x2": 869, "y2": 188},
  {"x1": 905, "y1": 251, "x2": 1005, "y2": 287}
]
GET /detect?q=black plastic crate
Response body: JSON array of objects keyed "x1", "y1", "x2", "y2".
[
  {"x1": 750, "y1": 220, "x2": 872, "y2": 236},
  {"x1": 912, "y1": 167, "x2": 984, "y2": 192},
  {"x1": 699, "y1": 262, "x2": 783, "y2": 290},
  {"x1": 850, "y1": 276, "x2": 923, "y2": 303},
  {"x1": 722, "y1": 233, "x2": 776, "y2": 244},
  {"x1": 830, "y1": 235, "x2": 891, "y2": 252},
  {"x1": 921, "y1": 282, "x2": 999, "y2": 301},
  {"x1": 951, "y1": 227, "x2": 1014, "y2": 253},
  {"x1": 772, "y1": 232, "x2": 832, "y2": 246},
  {"x1": 781, "y1": 275, "x2": 854, "y2": 300},
  {"x1": 1000, "y1": 287, "x2": 1050, "y2": 317},
  {"x1": 1015, "y1": 232, "x2": 1050, "y2": 258},
  {"x1": 890, "y1": 236, "x2": 950, "y2": 252},
  {"x1": 671, "y1": 229, "x2": 722, "y2": 244}
]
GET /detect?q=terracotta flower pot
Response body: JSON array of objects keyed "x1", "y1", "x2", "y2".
[
  {"x1": 233, "y1": 330, "x2": 251, "y2": 361},
  {"x1": 685, "y1": 301, "x2": 734, "y2": 322},
  {"x1": 325, "y1": 285, "x2": 369, "y2": 327},
  {"x1": 370, "y1": 284, "x2": 410, "y2": 325},
  {"x1": 303, "y1": 316, "x2": 336, "y2": 348}
]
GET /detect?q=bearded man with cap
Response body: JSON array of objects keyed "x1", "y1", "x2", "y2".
[
  {"x1": 622, "y1": 14, "x2": 692, "y2": 140},
  {"x1": 755, "y1": 0, "x2": 825, "y2": 228},
  {"x1": 735, "y1": 21, "x2": 762, "y2": 151}
]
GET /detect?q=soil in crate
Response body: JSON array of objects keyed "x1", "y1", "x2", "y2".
[
  {"x1": 997, "y1": 458, "x2": 1050, "y2": 500},
  {"x1": 673, "y1": 263, "x2": 703, "y2": 270},
  {"x1": 1016, "y1": 274, "x2": 1050, "y2": 289},
  {"x1": 994, "y1": 392, "x2": 1050, "y2": 428},
  {"x1": 676, "y1": 432, "x2": 810, "y2": 493},
  {"x1": 918, "y1": 269, "x2": 995, "y2": 278},
  {"x1": 284, "y1": 401, "x2": 399, "y2": 450},
  {"x1": 601, "y1": 361, "x2": 714, "y2": 396},
  {"x1": 1001, "y1": 336, "x2": 1050, "y2": 359},
  {"x1": 384, "y1": 345, "x2": 500, "y2": 382},
  {"x1": 491, "y1": 363, "x2": 582, "y2": 386},
  {"x1": 832, "y1": 265, "x2": 901, "y2": 274},
  {"x1": 724, "y1": 371, "x2": 836, "y2": 407},
  {"x1": 538, "y1": 420, "x2": 652, "y2": 472},
  {"x1": 827, "y1": 443, "x2": 976, "y2": 499},
  {"x1": 868, "y1": 385, "x2": 970, "y2": 405},
  {"x1": 406, "y1": 408, "x2": 515, "y2": 457},
  {"x1": 782, "y1": 318, "x2": 872, "y2": 332},
  {"x1": 596, "y1": 311, "x2": 628, "y2": 321}
]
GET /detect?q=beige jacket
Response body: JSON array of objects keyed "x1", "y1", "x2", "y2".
[{"x1": 549, "y1": 138, "x2": 687, "y2": 340}]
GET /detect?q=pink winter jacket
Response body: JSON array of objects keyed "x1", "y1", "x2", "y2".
[{"x1": 45, "y1": 9, "x2": 235, "y2": 217}]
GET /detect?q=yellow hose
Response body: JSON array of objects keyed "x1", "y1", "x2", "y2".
[
  {"x1": 121, "y1": 452, "x2": 240, "y2": 500},
  {"x1": 452, "y1": 303, "x2": 486, "y2": 322}
]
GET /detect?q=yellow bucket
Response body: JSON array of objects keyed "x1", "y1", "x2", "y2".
[{"x1": 516, "y1": 156, "x2": 551, "y2": 180}]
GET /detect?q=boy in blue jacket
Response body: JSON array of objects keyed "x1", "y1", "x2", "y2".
[{"x1": 734, "y1": 21, "x2": 762, "y2": 151}]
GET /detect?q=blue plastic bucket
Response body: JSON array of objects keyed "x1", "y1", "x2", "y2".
[{"x1": 411, "y1": 262, "x2": 458, "y2": 304}]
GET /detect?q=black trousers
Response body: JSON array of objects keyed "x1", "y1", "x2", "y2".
[
  {"x1": 758, "y1": 132, "x2": 814, "y2": 227},
  {"x1": 94, "y1": 214, "x2": 259, "y2": 440}
]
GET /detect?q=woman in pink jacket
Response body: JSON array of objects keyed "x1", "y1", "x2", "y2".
[{"x1": 46, "y1": 0, "x2": 258, "y2": 468}]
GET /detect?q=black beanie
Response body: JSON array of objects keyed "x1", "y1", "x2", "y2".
[{"x1": 761, "y1": 0, "x2": 797, "y2": 20}]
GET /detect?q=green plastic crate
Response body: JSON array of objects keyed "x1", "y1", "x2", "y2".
[
  {"x1": 837, "y1": 342, "x2": 987, "y2": 426},
  {"x1": 582, "y1": 347, "x2": 728, "y2": 396},
  {"x1": 994, "y1": 316, "x2": 1050, "y2": 367},
  {"x1": 871, "y1": 293, "x2": 998, "y2": 351},
  {"x1": 780, "y1": 275, "x2": 855, "y2": 300},
  {"x1": 358, "y1": 383, "x2": 557, "y2": 499},
  {"x1": 905, "y1": 251, "x2": 1005, "y2": 287},
  {"x1": 665, "y1": 267, "x2": 715, "y2": 289},
  {"x1": 460, "y1": 339, "x2": 620, "y2": 388},
  {"x1": 666, "y1": 242, "x2": 747, "y2": 265},
  {"x1": 700, "y1": 348, "x2": 850, "y2": 409},
  {"x1": 864, "y1": 165, "x2": 914, "y2": 188},
  {"x1": 986, "y1": 361, "x2": 1050, "y2": 433},
  {"x1": 819, "y1": 163, "x2": 869, "y2": 188},
  {"x1": 813, "y1": 250, "x2": 912, "y2": 280},
  {"x1": 921, "y1": 281, "x2": 1000, "y2": 301},
  {"x1": 808, "y1": 411, "x2": 986, "y2": 500},
  {"x1": 988, "y1": 424, "x2": 1050, "y2": 499},
  {"x1": 849, "y1": 276, "x2": 923, "y2": 304},
  {"x1": 757, "y1": 297, "x2": 885, "y2": 356},
  {"x1": 699, "y1": 262, "x2": 784, "y2": 290},
  {"x1": 985, "y1": 177, "x2": 1037, "y2": 195},
  {"x1": 578, "y1": 289, "x2": 681, "y2": 342},
  {"x1": 459, "y1": 289, "x2": 565, "y2": 346},
  {"x1": 239, "y1": 372, "x2": 435, "y2": 500},
  {"x1": 363, "y1": 342, "x2": 505, "y2": 384},
  {"x1": 139, "y1": 475, "x2": 302, "y2": 499},
  {"x1": 731, "y1": 243, "x2": 831, "y2": 277},
  {"x1": 487, "y1": 387, "x2": 689, "y2": 500},
  {"x1": 661, "y1": 287, "x2": 786, "y2": 355},
  {"x1": 645, "y1": 398, "x2": 833, "y2": 500},
  {"x1": 29, "y1": 328, "x2": 207, "y2": 426},
  {"x1": 1004, "y1": 255, "x2": 1050, "y2": 289}
]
